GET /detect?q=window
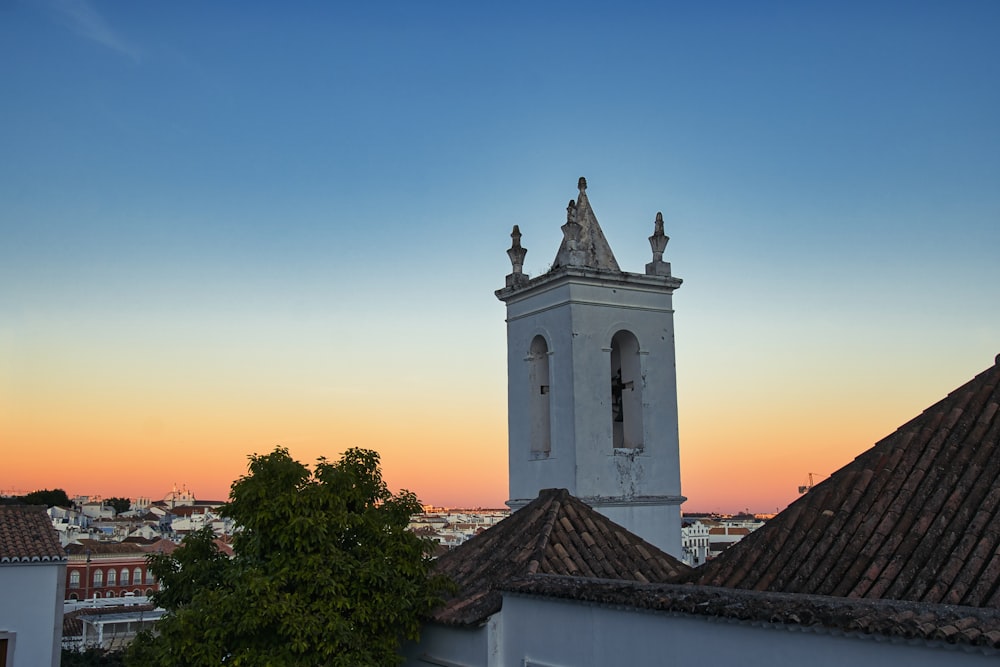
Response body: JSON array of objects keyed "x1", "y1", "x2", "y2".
[
  {"x1": 145, "y1": 570, "x2": 154, "y2": 585},
  {"x1": 69, "y1": 570, "x2": 80, "y2": 588},
  {"x1": 107, "y1": 569, "x2": 116, "y2": 586},
  {"x1": 0, "y1": 633, "x2": 11, "y2": 667},
  {"x1": 528, "y1": 335, "x2": 552, "y2": 457},
  {"x1": 93, "y1": 569, "x2": 103, "y2": 587},
  {"x1": 120, "y1": 568, "x2": 129, "y2": 586},
  {"x1": 134, "y1": 568, "x2": 142, "y2": 586},
  {"x1": 610, "y1": 330, "x2": 644, "y2": 449}
]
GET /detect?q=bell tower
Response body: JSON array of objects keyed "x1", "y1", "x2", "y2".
[{"x1": 496, "y1": 178, "x2": 685, "y2": 557}]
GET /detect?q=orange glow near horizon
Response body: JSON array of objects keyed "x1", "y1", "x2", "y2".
[
  {"x1": 3, "y1": 344, "x2": 978, "y2": 514},
  {"x1": 3, "y1": 256, "x2": 992, "y2": 514}
]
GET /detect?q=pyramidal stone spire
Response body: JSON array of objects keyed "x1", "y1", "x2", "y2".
[{"x1": 552, "y1": 177, "x2": 621, "y2": 272}]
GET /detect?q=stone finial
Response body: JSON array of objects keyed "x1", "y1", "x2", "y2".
[
  {"x1": 506, "y1": 225, "x2": 529, "y2": 288},
  {"x1": 645, "y1": 211, "x2": 672, "y2": 277},
  {"x1": 565, "y1": 199, "x2": 578, "y2": 227},
  {"x1": 578, "y1": 176, "x2": 587, "y2": 192},
  {"x1": 649, "y1": 212, "x2": 668, "y2": 261},
  {"x1": 557, "y1": 199, "x2": 585, "y2": 267}
]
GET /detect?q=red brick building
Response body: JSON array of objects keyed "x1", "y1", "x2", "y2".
[{"x1": 63, "y1": 540, "x2": 159, "y2": 601}]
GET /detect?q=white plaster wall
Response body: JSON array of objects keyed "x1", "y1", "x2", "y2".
[
  {"x1": 595, "y1": 502, "x2": 682, "y2": 557},
  {"x1": 401, "y1": 621, "x2": 494, "y2": 667},
  {"x1": 0, "y1": 562, "x2": 65, "y2": 667},
  {"x1": 503, "y1": 594, "x2": 997, "y2": 667},
  {"x1": 505, "y1": 280, "x2": 579, "y2": 503}
]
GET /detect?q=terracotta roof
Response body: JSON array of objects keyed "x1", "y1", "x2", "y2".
[
  {"x1": 0, "y1": 505, "x2": 66, "y2": 563},
  {"x1": 503, "y1": 576, "x2": 1000, "y2": 650},
  {"x1": 141, "y1": 538, "x2": 179, "y2": 555},
  {"x1": 213, "y1": 538, "x2": 234, "y2": 557},
  {"x1": 65, "y1": 540, "x2": 146, "y2": 556},
  {"x1": 63, "y1": 604, "x2": 157, "y2": 638},
  {"x1": 430, "y1": 488, "x2": 690, "y2": 626},
  {"x1": 692, "y1": 354, "x2": 1000, "y2": 607}
]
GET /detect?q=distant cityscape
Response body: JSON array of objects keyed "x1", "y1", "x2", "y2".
[{"x1": 11, "y1": 479, "x2": 772, "y2": 654}]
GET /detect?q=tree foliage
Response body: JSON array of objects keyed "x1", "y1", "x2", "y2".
[
  {"x1": 146, "y1": 526, "x2": 231, "y2": 611},
  {"x1": 62, "y1": 647, "x2": 127, "y2": 667},
  {"x1": 127, "y1": 447, "x2": 446, "y2": 667},
  {"x1": 105, "y1": 496, "x2": 132, "y2": 514},
  {"x1": 10, "y1": 488, "x2": 72, "y2": 507}
]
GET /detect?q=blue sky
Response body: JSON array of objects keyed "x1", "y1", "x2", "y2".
[{"x1": 2, "y1": 1, "x2": 998, "y2": 510}]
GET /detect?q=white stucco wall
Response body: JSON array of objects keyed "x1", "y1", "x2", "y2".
[
  {"x1": 0, "y1": 561, "x2": 65, "y2": 667},
  {"x1": 402, "y1": 615, "x2": 502, "y2": 667},
  {"x1": 502, "y1": 593, "x2": 997, "y2": 667}
]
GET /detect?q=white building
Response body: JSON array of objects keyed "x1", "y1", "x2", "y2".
[
  {"x1": 680, "y1": 519, "x2": 710, "y2": 566},
  {"x1": 495, "y1": 178, "x2": 685, "y2": 557},
  {"x1": 63, "y1": 603, "x2": 166, "y2": 652},
  {"x1": 0, "y1": 505, "x2": 66, "y2": 667}
]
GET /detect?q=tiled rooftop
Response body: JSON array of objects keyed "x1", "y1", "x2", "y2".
[
  {"x1": 0, "y1": 505, "x2": 66, "y2": 563},
  {"x1": 504, "y1": 576, "x2": 1000, "y2": 650},
  {"x1": 430, "y1": 488, "x2": 691, "y2": 626},
  {"x1": 691, "y1": 354, "x2": 1000, "y2": 607},
  {"x1": 65, "y1": 539, "x2": 147, "y2": 556},
  {"x1": 63, "y1": 604, "x2": 157, "y2": 638}
]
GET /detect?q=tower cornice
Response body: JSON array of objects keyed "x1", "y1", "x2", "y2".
[{"x1": 496, "y1": 265, "x2": 682, "y2": 304}]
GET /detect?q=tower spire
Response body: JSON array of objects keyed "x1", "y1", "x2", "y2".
[{"x1": 551, "y1": 177, "x2": 620, "y2": 272}]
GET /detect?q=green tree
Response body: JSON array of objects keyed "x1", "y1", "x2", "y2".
[
  {"x1": 62, "y1": 647, "x2": 127, "y2": 666},
  {"x1": 21, "y1": 488, "x2": 71, "y2": 508},
  {"x1": 127, "y1": 447, "x2": 446, "y2": 667},
  {"x1": 146, "y1": 526, "x2": 231, "y2": 611},
  {"x1": 105, "y1": 497, "x2": 132, "y2": 514}
]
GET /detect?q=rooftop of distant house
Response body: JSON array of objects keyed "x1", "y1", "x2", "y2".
[{"x1": 0, "y1": 504, "x2": 66, "y2": 563}]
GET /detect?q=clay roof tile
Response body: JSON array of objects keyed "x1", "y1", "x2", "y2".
[
  {"x1": 692, "y1": 356, "x2": 1000, "y2": 611},
  {"x1": 429, "y1": 488, "x2": 690, "y2": 625},
  {"x1": 0, "y1": 505, "x2": 66, "y2": 563}
]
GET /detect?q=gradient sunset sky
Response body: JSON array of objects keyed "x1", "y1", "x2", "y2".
[{"x1": 2, "y1": 1, "x2": 998, "y2": 513}]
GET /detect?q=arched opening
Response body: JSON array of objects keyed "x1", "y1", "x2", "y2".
[
  {"x1": 610, "y1": 330, "x2": 643, "y2": 449},
  {"x1": 528, "y1": 335, "x2": 552, "y2": 458},
  {"x1": 70, "y1": 570, "x2": 80, "y2": 588},
  {"x1": 93, "y1": 569, "x2": 103, "y2": 588}
]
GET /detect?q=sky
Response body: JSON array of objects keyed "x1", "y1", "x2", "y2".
[{"x1": 1, "y1": 1, "x2": 998, "y2": 513}]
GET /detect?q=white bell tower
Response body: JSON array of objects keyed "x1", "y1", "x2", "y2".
[{"x1": 496, "y1": 177, "x2": 685, "y2": 557}]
